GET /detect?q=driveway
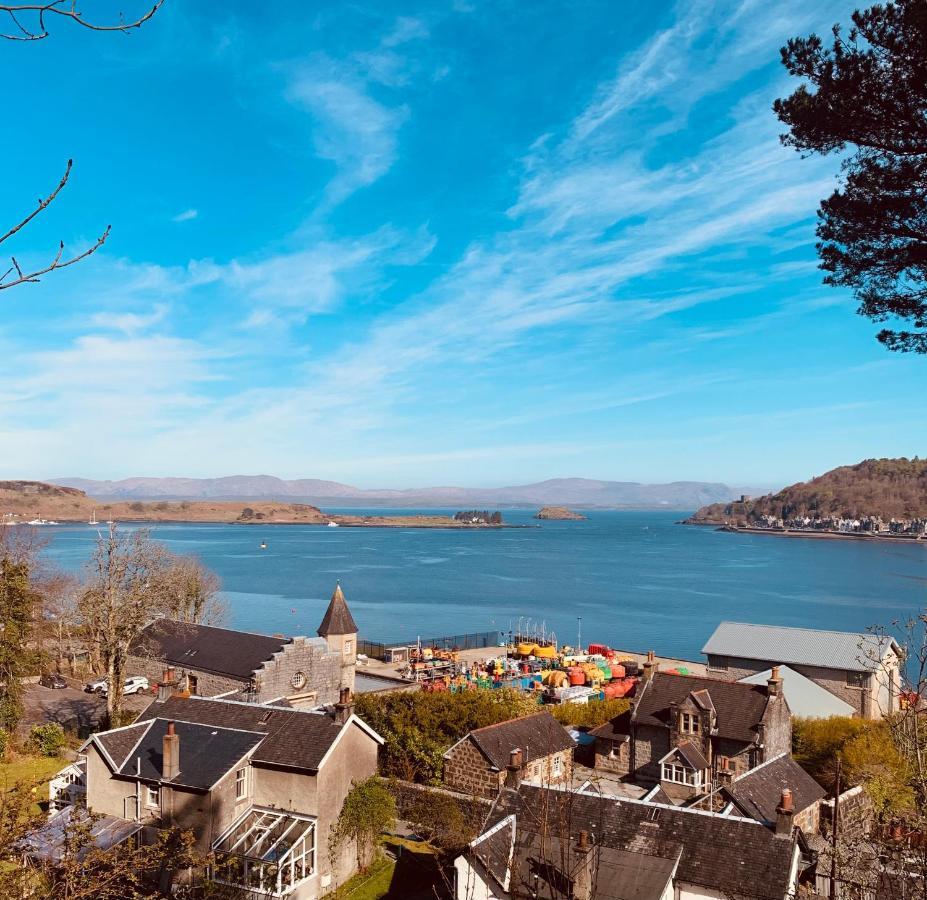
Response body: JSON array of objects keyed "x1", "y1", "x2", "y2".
[{"x1": 21, "y1": 683, "x2": 153, "y2": 738}]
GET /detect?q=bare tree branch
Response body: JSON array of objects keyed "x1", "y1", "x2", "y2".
[
  {"x1": 0, "y1": 0, "x2": 163, "y2": 42},
  {"x1": 0, "y1": 158, "x2": 112, "y2": 291}
]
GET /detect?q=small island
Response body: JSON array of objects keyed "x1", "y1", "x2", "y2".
[{"x1": 536, "y1": 506, "x2": 586, "y2": 520}]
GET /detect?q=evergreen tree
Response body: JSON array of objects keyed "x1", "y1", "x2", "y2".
[
  {"x1": 774, "y1": 0, "x2": 927, "y2": 351},
  {"x1": 0, "y1": 557, "x2": 38, "y2": 733}
]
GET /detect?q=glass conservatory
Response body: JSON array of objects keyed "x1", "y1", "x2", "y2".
[{"x1": 212, "y1": 807, "x2": 316, "y2": 896}]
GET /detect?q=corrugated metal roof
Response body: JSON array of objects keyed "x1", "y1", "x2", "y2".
[
  {"x1": 702, "y1": 622, "x2": 898, "y2": 672},
  {"x1": 738, "y1": 666, "x2": 855, "y2": 719}
]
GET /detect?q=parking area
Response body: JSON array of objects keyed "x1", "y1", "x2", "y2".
[{"x1": 21, "y1": 681, "x2": 153, "y2": 738}]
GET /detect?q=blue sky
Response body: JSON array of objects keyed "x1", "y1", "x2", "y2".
[{"x1": 0, "y1": 0, "x2": 922, "y2": 489}]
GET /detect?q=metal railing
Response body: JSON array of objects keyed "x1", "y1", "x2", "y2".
[{"x1": 357, "y1": 630, "x2": 501, "y2": 661}]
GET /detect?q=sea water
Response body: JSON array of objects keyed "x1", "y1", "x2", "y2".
[{"x1": 38, "y1": 509, "x2": 926, "y2": 661}]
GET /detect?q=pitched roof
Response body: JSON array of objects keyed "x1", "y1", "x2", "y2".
[
  {"x1": 105, "y1": 719, "x2": 264, "y2": 790},
  {"x1": 738, "y1": 666, "x2": 855, "y2": 719},
  {"x1": 702, "y1": 622, "x2": 900, "y2": 673},
  {"x1": 673, "y1": 741, "x2": 709, "y2": 771},
  {"x1": 633, "y1": 672, "x2": 771, "y2": 744},
  {"x1": 135, "y1": 694, "x2": 380, "y2": 772},
  {"x1": 133, "y1": 619, "x2": 291, "y2": 680},
  {"x1": 484, "y1": 784, "x2": 798, "y2": 900},
  {"x1": 93, "y1": 721, "x2": 151, "y2": 770},
  {"x1": 317, "y1": 583, "x2": 357, "y2": 637},
  {"x1": 463, "y1": 712, "x2": 575, "y2": 770},
  {"x1": 725, "y1": 754, "x2": 826, "y2": 825},
  {"x1": 589, "y1": 710, "x2": 632, "y2": 741}
]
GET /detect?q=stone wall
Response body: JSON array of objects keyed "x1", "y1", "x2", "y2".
[
  {"x1": 632, "y1": 725, "x2": 668, "y2": 784},
  {"x1": 387, "y1": 779, "x2": 493, "y2": 834},
  {"x1": 126, "y1": 654, "x2": 245, "y2": 699},
  {"x1": 592, "y1": 736, "x2": 630, "y2": 775},
  {"x1": 443, "y1": 738, "x2": 503, "y2": 798},
  {"x1": 759, "y1": 691, "x2": 792, "y2": 761},
  {"x1": 253, "y1": 636, "x2": 350, "y2": 707}
]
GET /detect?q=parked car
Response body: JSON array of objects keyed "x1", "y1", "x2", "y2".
[
  {"x1": 40, "y1": 673, "x2": 67, "y2": 689},
  {"x1": 84, "y1": 677, "x2": 107, "y2": 694},
  {"x1": 101, "y1": 675, "x2": 150, "y2": 696}
]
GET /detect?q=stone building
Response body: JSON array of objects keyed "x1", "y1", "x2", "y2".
[
  {"x1": 455, "y1": 782, "x2": 812, "y2": 900},
  {"x1": 702, "y1": 621, "x2": 902, "y2": 720},
  {"x1": 74, "y1": 691, "x2": 382, "y2": 898},
  {"x1": 443, "y1": 711, "x2": 575, "y2": 798},
  {"x1": 128, "y1": 583, "x2": 357, "y2": 708},
  {"x1": 590, "y1": 668, "x2": 791, "y2": 801}
]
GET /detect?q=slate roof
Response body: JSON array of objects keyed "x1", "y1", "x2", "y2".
[
  {"x1": 589, "y1": 710, "x2": 632, "y2": 741},
  {"x1": 94, "y1": 721, "x2": 151, "y2": 769},
  {"x1": 673, "y1": 741, "x2": 710, "y2": 771},
  {"x1": 109, "y1": 719, "x2": 265, "y2": 790},
  {"x1": 703, "y1": 622, "x2": 900, "y2": 672},
  {"x1": 725, "y1": 753, "x2": 826, "y2": 825},
  {"x1": 484, "y1": 784, "x2": 798, "y2": 900},
  {"x1": 739, "y1": 665, "x2": 855, "y2": 719},
  {"x1": 633, "y1": 672, "x2": 771, "y2": 744},
  {"x1": 594, "y1": 847, "x2": 680, "y2": 900},
  {"x1": 133, "y1": 619, "x2": 291, "y2": 680},
  {"x1": 135, "y1": 694, "x2": 373, "y2": 772},
  {"x1": 461, "y1": 712, "x2": 575, "y2": 770},
  {"x1": 317, "y1": 583, "x2": 358, "y2": 637}
]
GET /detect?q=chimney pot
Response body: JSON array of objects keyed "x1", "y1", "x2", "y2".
[
  {"x1": 775, "y1": 786, "x2": 795, "y2": 836},
  {"x1": 779, "y1": 787, "x2": 793, "y2": 811},
  {"x1": 577, "y1": 830, "x2": 589, "y2": 851},
  {"x1": 167, "y1": 721, "x2": 175, "y2": 736}
]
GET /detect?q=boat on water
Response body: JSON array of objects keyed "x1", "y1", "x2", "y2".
[
  {"x1": 27, "y1": 518, "x2": 58, "y2": 526},
  {"x1": 327, "y1": 521, "x2": 339, "y2": 528},
  {"x1": 260, "y1": 541, "x2": 267, "y2": 549},
  {"x1": 89, "y1": 509, "x2": 98, "y2": 526}
]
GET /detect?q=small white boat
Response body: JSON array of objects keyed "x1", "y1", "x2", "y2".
[
  {"x1": 327, "y1": 521, "x2": 339, "y2": 528},
  {"x1": 88, "y1": 509, "x2": 98, "y2": 526},
  {"x1": 27, "y1": 518, "x2": 48, "y2": 526},
  {"x1": 260, "y1": 541, "x2": 267, "y2": 550}
]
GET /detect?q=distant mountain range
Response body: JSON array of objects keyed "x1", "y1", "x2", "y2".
[{"x1": 48, "y1": 475, "x2": 759, "y2": 510}]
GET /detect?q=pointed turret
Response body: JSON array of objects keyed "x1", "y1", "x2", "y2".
[
  {"x1": 318, "y1": 582, "x2": 357, "y2": 695},
  {"x1": 318, "y1": 581, "x2": 358, "y2": 637}
]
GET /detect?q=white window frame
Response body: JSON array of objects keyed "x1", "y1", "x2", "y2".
[
  {"x1": 343, "y1": 638, "x2": 354, "y2": 658},
  {"x1": 552, "y1": 755, "x2": 562, "y2": 777},
  {"x1": 680, "y1": 712, "x2": 699, "y2": 734},
  {"x1": 661, "y1": 762, "x2": 701, "y2": 787},
  {"x1": 235, "y1": 766, "x2": 248, "y2": 800},
  {"x1": 145, "y1": 785, "x2": 159, "y2": 809}
]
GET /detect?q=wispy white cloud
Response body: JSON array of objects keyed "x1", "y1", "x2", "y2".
[{"x1": 172, "y1": 208, "x2": 198, "y2": 223}]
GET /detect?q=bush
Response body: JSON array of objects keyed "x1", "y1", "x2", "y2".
[
  {"x1": 550, "y1": 697, "x2": 630, "y2": 729},
  {"x1": 28, "y1": 723, "x2": 66, "y2": 757},
  {"x1": 355, "y1": 689, "x2": 537, "y2": 783},
  {"x1": 330, "y1": 777, "x2": 396, "y2": 875},
  {"x1": 0, "y1": 729, "x2": 8, "y2": 759},
  {"x1": 405, "y1": 789, "x2": 476, "y2": 852}
]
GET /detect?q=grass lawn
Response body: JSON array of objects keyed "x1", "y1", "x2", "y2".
[
  {"x1": 0, "y1": 754, "x2": 66, "y2": 815},
  {"x1": 328, "y1": 838, "x2": 444, "y2": 899}
]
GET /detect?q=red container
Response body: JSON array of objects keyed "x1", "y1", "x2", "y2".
[
  {"x1": 587, "y1": 643, "x2": 609, "y2": 656},
  {"x1": 568, "y1": 667, "x2": 585, "y2": 686},
  {"x1": 610, "y1": 664, "x2": 626, "y2": 680}
]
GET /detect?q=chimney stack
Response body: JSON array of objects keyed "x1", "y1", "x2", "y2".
[
  {"x1": 505, "y1": 748, "x2": 524, "y2": 789},
  {"x1": 716, "y1": 756, "x2": 734, "y2": 789},
  {"x1": 158, "y1": 668, "x2": 176, "y2": 702},
  {"x1": 767, "y1": 665, "x2": 783, "y2": 698},
  {"x1": 775, "y1": 787, "x2": 794, "y2": 836},
  {"x1": 642, "y1": 650, "x2": 658, "y2": 683},
  {"x1": 335, "y1": 687, "x2": 354, "y2": 725},
  {"x1": 162, "y1": 721, "x2": 180, "y2": 781},
  {"x1": 572, "y1": 829, "x2": 596, "y2": 900}
]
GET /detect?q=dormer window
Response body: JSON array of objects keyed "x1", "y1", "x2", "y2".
[{"x1": 680, "y1": 712, "x2": 699, "y2": 734}]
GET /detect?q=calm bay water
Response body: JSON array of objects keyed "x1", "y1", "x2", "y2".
[{"x1": 38, "y1": 509, "x2": 926, "y2": 661}]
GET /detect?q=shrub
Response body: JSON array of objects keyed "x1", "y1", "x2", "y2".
[
  {"x1": 0, "y1": 729, "x2": 8, "y2": 759},
  {"x1": 405, "y1": 789, "x2": 476, "y2": 852},
  {"x1": 550, "y1": 697, "x2": 630, "y2": 729},
  {"x1": 28, "y1": 722, "x2": 66, "y2": 757},
  {"x1": 329, "y1": 777, "x2": 396, "y2": 875}
]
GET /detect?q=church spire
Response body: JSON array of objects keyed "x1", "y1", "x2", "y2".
[{"x1": 317, "y1": 581, "x2": 358, "y2": 637}]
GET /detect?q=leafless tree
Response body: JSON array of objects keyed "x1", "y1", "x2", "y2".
[{"x1": 0, "y1": 2, "x2": 163, "y2": 293}]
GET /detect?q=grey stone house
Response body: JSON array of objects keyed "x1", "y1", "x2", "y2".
[
  {"x1": 702, "y1": 621, "x2": 902, "y2": 720},
  {"x1": 78, "y1": 691, "x2": 382, "y2": 898},
  {"x1": 455, "y1": 782, "x2": 812, "y2": 900},
  {"x1": 129, "y1": 583, "x2": 358, "y2": 708},
  {"x1": 590, "y1": 669, "x2": 791, "y2": 801},
  {"x1": 443, "y1": 711, "x2": 575, "y2": 798}
]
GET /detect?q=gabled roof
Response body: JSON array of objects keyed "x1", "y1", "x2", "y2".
[
  {"x1": 703, "y1": 622, "x2": 900, "y2": 673},
  {"x1": 105, "y1": 719, "x2": 265, "y2": 790},
  {"x1": 482, "y1": 784, "x2": 798, "y2": 900},
  {"x1": 133, "y1": 619, "x2": 291, "y2": 680},
  {"x1": 317, "y1": 583, "x2": 357, "y2": 637},
  {"x1": 93, "y1": 721, "x2": 151, "y2": 770},
  {"x1": 633, "y1": 673, "x2": 771, "y2": 744},
  {"x1": 135, "y1": 695, "x2": 381, "y2": 773},
  {"x1": 725, "y1": 753, "x2": 826, "y2": 825},
  {"x1": 455, "y1": 712, "x2": 575, "y2": 770},
  {"x1": 738, "y1": 666, "x2": 855, "y2": 719},
  {"x1": 665, "y1": 741, "x2": 709, "y2": 772}
]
